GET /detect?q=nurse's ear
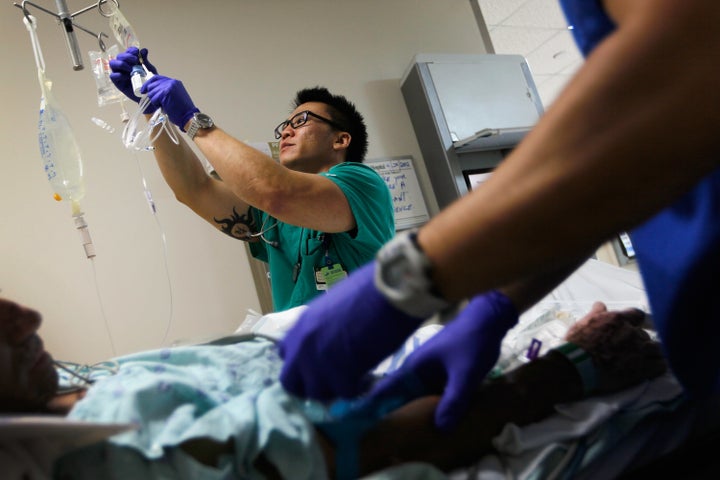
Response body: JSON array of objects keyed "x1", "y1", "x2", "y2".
[{"x1": 333, "y1": 131, "x2": 351, "y2": 152}]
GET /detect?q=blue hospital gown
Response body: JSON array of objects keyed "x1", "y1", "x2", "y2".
[{"x1": 54, "y1": 338, "x2": 328, "y2": 479}]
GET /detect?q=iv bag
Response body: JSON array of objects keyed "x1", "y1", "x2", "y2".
[
  {"x1": 37, "y1": 70, "x2": 85, "y2": 204},
  {"x1": 108, "y1": 7, "x2": 140, "y2": 50},
  {"x1": 89, "y1": 44, "x2": 124, "y2": 107},
  {"x1": 24, "y1": 13, "x2": 95, "y2": 257}
]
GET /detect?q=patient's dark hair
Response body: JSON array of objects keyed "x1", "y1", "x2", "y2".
[{"x1": 293, "y1": 86, "x2": 368, "y2": 163}]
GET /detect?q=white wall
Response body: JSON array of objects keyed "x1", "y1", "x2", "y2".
[{"x1": 0, "y1": 0, "x2": 487, "y2": 363}]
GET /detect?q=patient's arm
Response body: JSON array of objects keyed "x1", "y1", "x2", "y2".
[
  {"x1": 564, "y1": 302, "x2": 667, "y2": 393},
  {"x1": 347, "y1": 302, "x2": 668, "y2": 476},
  {"x1": 352, "y1": 349, "x2": 582, "y2": 474},
  {"x1": 179, "y1": 303, "x2": 666, "y2": 477}
]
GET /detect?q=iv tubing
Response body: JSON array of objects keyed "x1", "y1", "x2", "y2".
[
  {"x1": 90, "y1": 257, "x2": 117, "y2": 356},
  {"x1": 122, "y1": 95, "x2": 179, "y2": 151},
  {"x1": 132, "y1": 152, "x2": 175, "y2": 346},
  {"x1": 72, "y1": 210, "x2": 96, "y2": 258}
]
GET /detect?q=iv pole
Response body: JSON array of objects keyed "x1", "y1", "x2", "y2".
[{"x1": 14, "y1": 0, "x2": 117, "y2": 70}]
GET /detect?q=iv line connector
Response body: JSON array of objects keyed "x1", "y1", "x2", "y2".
[{"x1": 73, "y1": 212, "x2": 97, "y2": 258}]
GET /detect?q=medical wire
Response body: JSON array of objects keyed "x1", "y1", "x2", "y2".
[
  {"x1": 53, "y1": 359, "x2": 120, "y2": 388},
  {"x1": 122, "y1": 94, "x2": 179, "y2": 151},
  {"x1": 246, "y1": 216, "x2": 279, "y2": 247},
  {"x1": 104, "y1": 11, "x2": 175, "y2": 346},
  {"x1": 90, "y1": 256, "x2": 117, "y2": 357},
  {"x1": 132, "y1": 151, "x2": 175, "y2": 346},
  {"x1": 53, "y1": 361, "x2": 94, "y2": 387}
]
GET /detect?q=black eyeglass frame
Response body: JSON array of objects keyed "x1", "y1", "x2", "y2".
[{"x1": 273, "y1": 110, "x2": 347, "y2": 139}]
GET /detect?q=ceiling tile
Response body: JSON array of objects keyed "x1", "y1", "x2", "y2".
[
  {"x1": 478, "y1": 0, "x2": 531, "y2": 26},
  {"x1": 488, "y1": 25, "x2": 558, "y2": 56},
  {"x1": 524, "y1": 29, "x2": 582, "y2": 75},
  {"x1": 503, "y1": 0, "x2": 569, "y2": 28},
  {"x1": 533, "y1": 73, "x2": 574, "y2": 105},
  {"x1": 480, "y1": 0, "x2": 583, "y2": 107}
]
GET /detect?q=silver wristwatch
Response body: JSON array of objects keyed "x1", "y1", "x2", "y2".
[
  {"x1": 374, "y1": 229, "x2": 450, "y2": 318},
  {"x1": 186, "y1": 112, "x2": 214, "y2": 140}
]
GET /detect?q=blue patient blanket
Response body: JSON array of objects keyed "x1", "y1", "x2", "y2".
[{"x1": 55, "y1": 338, "x2": 328, "y2": 479}]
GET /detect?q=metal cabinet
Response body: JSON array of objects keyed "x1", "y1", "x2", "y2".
[{"x1": 401, "y1": 54, "x2": 544, "y2": 209}]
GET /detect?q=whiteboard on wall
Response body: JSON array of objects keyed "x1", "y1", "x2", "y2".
[{"x1": 366, "y1": 156, "x2": 430, "y2": 230}]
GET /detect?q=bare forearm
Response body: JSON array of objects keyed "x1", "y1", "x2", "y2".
[
  {"x1": 419, "y1": 1, "x2": 720, "y2": 302},
  {"x1": 152, "y1": 123, "x2": 212, "y2": 204},
  {"x1": 500, "y1": 256, "x2": 588, "y2": 313},
  {"x1": 193, "y1": 126, "x2": 293, "y2": 213},
  {"x1": 192, "y1": 127, "x2": 355, "y2": 231}
]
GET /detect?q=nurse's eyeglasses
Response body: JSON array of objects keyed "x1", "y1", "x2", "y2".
[{"x1": 274, "y1": 110, "x2": 346, "y2": 139}]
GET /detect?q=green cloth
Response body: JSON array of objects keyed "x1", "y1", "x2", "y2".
[
  {"x1": 249, "y1": 162, "x2": 395, "y2": 311},
  {"x1": 56, "y1": 338, "x2": 328, "y2": 479}
]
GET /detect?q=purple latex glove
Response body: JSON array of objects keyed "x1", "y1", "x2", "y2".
[
  {"x1": 109, "y1": 47, "x2": 158, "y2": 104},
  {"x1": 141, "y1": 76, "x2": 199, "y2": 130},
  {"x1": 279, "y1": 262, "x2": 427, "y2": 401},
  {"x1": 366, "y1": 290, "x2": 519, "y2": 431}
]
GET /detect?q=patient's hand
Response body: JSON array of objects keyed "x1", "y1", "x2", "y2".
[{"x1": 565, "y1": 302, "x2": 667, "y2": 394}]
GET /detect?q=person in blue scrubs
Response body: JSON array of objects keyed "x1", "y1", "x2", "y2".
[
  {"x1": 109, "y1": 51, "x2": 395, "y2": 311},
  {"x1": 279, "y1": 0, "x2": 720, "y2": 431}
]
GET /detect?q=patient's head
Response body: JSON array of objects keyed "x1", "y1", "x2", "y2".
[{"x1": 0, "y1": 298, "x2": 58, "y2": 412}]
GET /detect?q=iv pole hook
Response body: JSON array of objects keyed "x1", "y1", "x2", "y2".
[
  {"x1": 14, "y1": 0, "x2": 117, "y2": 69},
  {"x1": 19, "y1": 0, "x2": 33, "y2": 20},
  {"x1": 17, "y1": 1, "x2": 58, "y2": 20}
]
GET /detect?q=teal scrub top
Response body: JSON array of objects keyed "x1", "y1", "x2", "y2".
[{"x1": 249, "y1": 162, "x2": 395, "y2": 311}]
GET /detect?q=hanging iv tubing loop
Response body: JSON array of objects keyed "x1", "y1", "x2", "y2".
[{"x1": 122, "y1": 95, "x2": 180, "y2": 152}]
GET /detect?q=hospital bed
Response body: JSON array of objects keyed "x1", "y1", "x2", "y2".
[{"x1": 1, "y1": 259, "x2": 715, "y2": 479}]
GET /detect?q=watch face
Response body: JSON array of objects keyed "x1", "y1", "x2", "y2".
[
  {"x1": 381, "y1": 255, "x2": 411, "y2": 290},
  {"x1": 196, "y1": 113, "x2": 213, "y2": 128}
]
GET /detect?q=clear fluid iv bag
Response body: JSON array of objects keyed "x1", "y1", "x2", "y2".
[
  {"x1": 25, "y1": 14, "x2": 95, "y2": 258},
  {"x1": 38, "y1": 70, "x2": 86, "y2": 205},
  {"x1": 106, "y1": 4, "x2": 140, "y2": 50}
]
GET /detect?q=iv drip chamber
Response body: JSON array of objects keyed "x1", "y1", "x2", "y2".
[{"x1": 71, "y1": 201, "x2": 96, "y2": 259}]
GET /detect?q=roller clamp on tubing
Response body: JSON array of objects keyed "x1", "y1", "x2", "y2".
[
  {"x1": 553, "y1": 342, "x2": 597, "y2": 395},
  {"x1": 374, "y1": 229, "x2": 450, "y2": 318}
]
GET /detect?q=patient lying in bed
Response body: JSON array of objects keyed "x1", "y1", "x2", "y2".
[{"x1": 0, "y1": 297, "x2": 667, "y2": 479}]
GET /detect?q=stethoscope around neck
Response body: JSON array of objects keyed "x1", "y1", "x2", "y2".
[{"x1": 245, "y1": 216, "x2": 279, "y2": 248}]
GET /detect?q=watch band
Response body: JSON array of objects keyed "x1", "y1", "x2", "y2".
[
  {"x1": 374, "y1": 229, "x2": 450, "y2": 318},
  {"x1": 186, "y1": 121, "x2": 200, "y2": 140},
  {"x1": 186, "y1": 112, "x2": 214, "y2": 140}
]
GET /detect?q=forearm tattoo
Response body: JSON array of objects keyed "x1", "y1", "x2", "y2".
[{"x1": 214, "y1": 207, "x2": 257, "y2": 241}]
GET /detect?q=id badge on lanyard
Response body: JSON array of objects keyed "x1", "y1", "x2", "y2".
[{"x1": 312, "y1": 234, "x2": 347, "y2": 290}]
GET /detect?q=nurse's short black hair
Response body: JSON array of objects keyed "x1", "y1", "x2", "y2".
[{"x1": 293, "y1": 86, "x2": 368, "y2": 163}]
